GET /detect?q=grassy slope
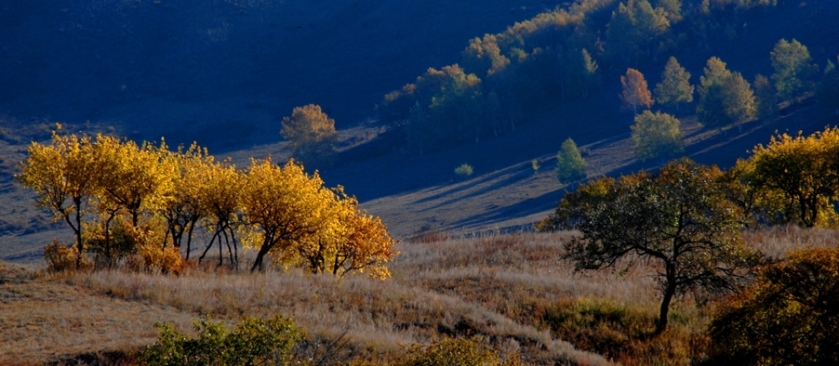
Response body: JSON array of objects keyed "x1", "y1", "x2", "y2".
[{"x1": 2, "y1": 226, "x2": 837, "y2": 364}]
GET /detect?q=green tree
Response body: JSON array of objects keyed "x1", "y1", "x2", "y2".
[
  {"x1": 770, "y1": 38, "x2": 817, "y2": 101},
  {"x1": 581, "y1": 49, "x2": 601, "y2": 98},
  {"x1": 753, "y1": 74, "x2": 777, "y2": 121},
  {"x1": 280, "y1": 104, "x2": 338, "y2": 166},
  {"x1": 654, "y1": 56, "x2": 693, "y2": 111},
  {"x1": 710, "y1": 247, "x2": 839, "y2": 366},
  {"x1": 631, "y1": 110, "x2": 683, "y2": 161},
  {"x1": 621, "y1": 68, "x2": 654, "y2": 115},
  {"x1": 552, "y1": 159, "x2": 756, "y2": 334},
  {"x1": 556, "y1": 138, "x2": 587, "y2": 184},
  {"x1": 697, "y1": 57, "x2": 756, "y2": 129}
]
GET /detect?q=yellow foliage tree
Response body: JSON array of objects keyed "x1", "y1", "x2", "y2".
[
  {"x1": 197, "y1": 159, "x2": 243, "y2": 267},
  {"x1": 280, "y1": 105, "x2": 337, "y2": 166},
  {"x1": 241, "y1": 158, "x2": 334, "y2": 272},
  {"x1": 16, "y1": 131, "x2": 100, "y2": 267},
  {"x1": 158, "y1": 143, "x2": 212, "y2": 258},
  {"x1": 747, "y1": 127, "x2": 839, "y2": 227}
]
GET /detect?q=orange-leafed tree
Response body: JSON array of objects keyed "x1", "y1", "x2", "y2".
[{"x1": 620, "y1": 68, "x2": 653, "y2": 115}]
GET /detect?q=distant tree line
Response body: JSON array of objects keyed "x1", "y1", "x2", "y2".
[{"x1": 375, "y1": 0, "x2": 804, "y2": 155}]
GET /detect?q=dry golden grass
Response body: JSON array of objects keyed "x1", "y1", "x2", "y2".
[{"x1": 2, "y1": 227, "x2": 836, "y2": 365}]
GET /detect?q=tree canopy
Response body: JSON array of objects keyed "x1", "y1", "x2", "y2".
[
  {"x1": 654, "y1": 56, "x2": 693, "y2": 111},
  {"x1": 697, "y1": 57, "x2": 755, "y2": 129},
  {"x1": 281, "y1": 104, "x2": 338, "y2": 166},
  {"x1": 620, "y1": 68, "x2": 654, "y2": 115},
  {"x1": 631, "y1": 110, "x2": 683, "y2": 162},
  {"x1": 556, "y1": 138, "x2": 587, "y2": 184},
  {"x1": 770, "y1": 38, "x2": 817, "y2": 100},
  {"x1": 548, "y1": 159, "x2": 756, "y2": 334}
]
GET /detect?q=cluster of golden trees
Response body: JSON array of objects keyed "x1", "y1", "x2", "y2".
[{"x1": 16, "y1": 130, "x2": 395, "y2": 277}]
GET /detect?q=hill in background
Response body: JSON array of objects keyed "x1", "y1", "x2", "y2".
[{"x1": 2, "y1": 0, "x2": 839, "y2": 261}]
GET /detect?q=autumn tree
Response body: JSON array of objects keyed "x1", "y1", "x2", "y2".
[
  {"x1": 556, "y1": 138, "x2": 587, "y2": 184},
  {"x1": 654, "y1": 56, "x2": 693, "y2": 112},
  {"x1": 697, "y1": 57, "x2": 755, "y2": 129},
  {"x1": 581, "y1": 49, "x2": 600, "y2": 99},
  {"x1": 710, "y1": 247, "x2": 839, "y2": 365},
  {"x1": 551, "y1": 159, "x2": 756, "y2": 335},
  {"x1": 197, "y1": 159, "x2": 243, "y2": 267},
  {"x1": 620, "y1": 68, "x2": 654, "y2": 115},
  {"x1": 294, "y1": 193, "x2": 396, "y2": 279},
  {"x1": 280, "y1": 104, "x2": 337, "y2": 166},
  {"x1": 159, "y1": 143, "x2": 211, "y2": 258},
  {"x1": 242, "y1": 158, "x2": 334, "y2": 273},
  {"x1": 16, "y1": 131, "x2": 100, "y2": 267},
  {"x1": 631, "y1": 110, "x2": 683, "y2": 162},
  {"x1": 746, "y1": 127, "x2": 839, "y2": 227},
  {"x1": 770, "y1": 38, "x2": 817, "y2": 101}
]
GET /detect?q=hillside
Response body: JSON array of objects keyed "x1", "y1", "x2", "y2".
[{"x1": 2, "y1": 0, "x2": 839, "y2": 262}]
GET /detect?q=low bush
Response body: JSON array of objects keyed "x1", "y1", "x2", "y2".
[
  {"x1": 454, "y1": 163, "x2": 474, "y2": 178},
  {"x1": 140, "y1": 315, "x2": 302, "y2": 366},
  {"x1": 399, "y1": 336, "x2": 521, "y2": 366},
  {"x1": 44, "y1": 240, "x2": 91, "y2": 273}
]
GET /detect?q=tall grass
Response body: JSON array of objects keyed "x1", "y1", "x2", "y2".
[{"x1": 6, "y1": 227, "x2": 836, "y2": 365}]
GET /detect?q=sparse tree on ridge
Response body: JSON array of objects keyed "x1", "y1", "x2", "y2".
[
  {"x1": 655, "y1": 56, "x2": 693, "y2": 112},
  {"x1": 621, "y1": 68, "x2": 654, "y2": 116}
]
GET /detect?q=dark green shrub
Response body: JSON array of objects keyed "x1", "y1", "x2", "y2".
[{"x1": 141, "y1": 315, "x2": 302, "y2": 366}]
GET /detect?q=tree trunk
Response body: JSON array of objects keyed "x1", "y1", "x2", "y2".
[
  {"x1": 251, "y1": 241, "x2": 273, "y2": 273},
  {"x1": 73, "y1": 198, "x2": 84, "y2": 268},
  {"x1": 656, "y1": 278, "x2": 678, "y2": 335}
]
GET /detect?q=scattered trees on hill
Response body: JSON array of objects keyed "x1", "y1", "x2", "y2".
[
  {"x1": 710, "y1": 247, "x2": 839, "y2": 366},
  {"x1": 697, "y1": 57, "x2": 755, "y2": 130},
  {"x1": 620, "y1": 68, "x2": 654, "y2": 115},
  {"x1": 16, "y1": 132, "x2": 396, "y2": 277},
  {"x1": 555, "y1": 138, "x2": 587, "y2": 184},
  {"x1": 546, "y1": 159, "x2": 757, "y2": 335},
  {"x1": 631, "y1": 110, "x2": 683, "y2": 162},
  {"x1": 377, "y1": 0, "x2": 796, "y2": 153},
  {"x1": 281, "y1": 104, "x2": 337, "y2": 167},
  {"x1": 770, "y1": 39, "x2": 817, "y2": 101},
  {"x1": 654, "y1": 57, "x2": 693, "y2": 112}
]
